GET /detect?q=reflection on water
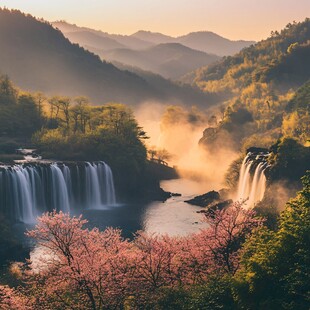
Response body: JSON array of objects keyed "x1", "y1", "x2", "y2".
[
  {"x1": 142, "y1": 197, "x2": 207, "y2": 236},
  {"x1": 142, "y1": 179, "x2": 213, "y2": 236},
  {"x1": 81, "y1": 178, "x2": 213, "y2": 237},
  {"x1": 13, "y1": 178, "x2": 216, "y2": 264}
]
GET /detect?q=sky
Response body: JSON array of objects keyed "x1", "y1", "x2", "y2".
[{"x1": 1, "y1": 0, "x2": 309, "y2": 40}]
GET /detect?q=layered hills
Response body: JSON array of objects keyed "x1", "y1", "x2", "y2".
[
  {"x1": 53, "y1": 21, "x2": 255, "y2": 56},
  {"x1": 99, "y1": 43, "x2": 220, "y2": 79},
  {"x1": 52, "y1": 21, "x2": 254, "y2": 79},
  {"x1": 0, "y1": 9, "x2": 214, "y2": 106}
]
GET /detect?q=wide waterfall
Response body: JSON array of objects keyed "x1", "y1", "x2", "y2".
[
  {"x1": 236, "y1": 151, "x2": 269, "y2": 208},
  {"x1": 0, "y1": 162, "x2": 116, "y2": 223}
]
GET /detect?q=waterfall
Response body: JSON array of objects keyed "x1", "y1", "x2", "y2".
[
  {"x1": 85, "y1": 162, "x2": 116, "y2": 208},
  {"x1": 237, "y1": 155, "x2": 252, "y2": 200},
  {"x1": 0, "y1": 162, "x2": 116, "y2": 223},
  {"x1": 98, "y1": 162, "x2": 116, "y2": 206},
  {"x1": 248, "y1": 162, "x2": 267, "y2": 206},
  {"x1": 236, "y1": 152, "x2": 268, "y2": 208},
  {"x1": 85, "y1": 162, "x2": 102, "y2": 209},
  {"x1": 50, "y1": 164, "x2": 70, "y2": 213}
]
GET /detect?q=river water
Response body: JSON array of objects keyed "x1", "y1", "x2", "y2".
[{"x1": 12, "y1": 178, "x2": 214, "y2": 253}]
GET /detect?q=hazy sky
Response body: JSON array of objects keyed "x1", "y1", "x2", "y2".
[{"x1": 1, "y1": 0, "x2": 309, "y2": 40}]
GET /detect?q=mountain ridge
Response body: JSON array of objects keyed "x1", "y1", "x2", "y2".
[
  {"x1": 52, "y1": 21, "x2": 255, "y2": 56},
  {"x1": 0, "y1": 8, "x2": 216, "y2": 106},
  {"x1": 97, "y1": 42, "x2": 220, "y2": 79}
]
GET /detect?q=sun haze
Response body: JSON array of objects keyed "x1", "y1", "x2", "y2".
[{"x1": 1, "y1": 0, "x2": 309, "y2": 40}]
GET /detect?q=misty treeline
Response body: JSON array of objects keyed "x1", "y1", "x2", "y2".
[
  {"x1": 0, "y1": 171, "x2": 309, "y2": 309},
  {"x1": 0, "y1": 76, "x2": 42, "y2": 144},
  {"x1": 0, "y1": 73, "x2": 146, "y2": 156}
]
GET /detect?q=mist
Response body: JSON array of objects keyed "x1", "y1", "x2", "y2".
[
  {"x1": 264, "y1": 180, "x2": 300, "y2": 211},
  {"x1": 135, "y1": 102, "x2": 238, "y2": 192}
]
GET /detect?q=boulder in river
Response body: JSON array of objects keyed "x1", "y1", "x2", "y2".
[{"x1": 185, "y1": 190, "x2": 220, "y2": 207}]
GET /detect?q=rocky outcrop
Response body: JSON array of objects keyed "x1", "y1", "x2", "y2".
[
  {"x1": 185, "y1": 190, "x2": 220, "y2": 207},
  {"x1": 185, "y1": 189, "x2": 233, "y2": 217}
]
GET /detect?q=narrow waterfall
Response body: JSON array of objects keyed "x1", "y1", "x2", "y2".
[
  {"x1": 85, "y1": 162, "x2": 103, "y2": 209},
  {"x1": 248, "y1": 162, "x2": 267, "y2": 206},
  {"x1": 50, "y1": 164, "x2": 70, "y2": 214},
  {"x1": 0, "y1": 162, "x2": 116, "y2": 223},
  {"x1": 236, "y1": 151, "x2": 269, "y2": 208},
  {"x1": 237, "y1": 154, "x2": 252, "y2": 200}
]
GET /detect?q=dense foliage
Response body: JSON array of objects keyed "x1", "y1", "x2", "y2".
[
  {"x1": 268, "y1": 137, "x2": 310, "y2": 182},
  {"x1": 0, "y1": 75, "x2": 44, "y2": 156},
  {"x1": 188, "y1": 19, "x2": 310, "y2": 151},
  {"x1": 235, "y1": 171, "x2": 310, "y2": 309},
  {"x1": 33, "y1": 97, "x2": 149, "y2": 195}
]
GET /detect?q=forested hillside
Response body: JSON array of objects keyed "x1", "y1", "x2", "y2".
[
  {"x1": 187, "y1": 19, "x2": 310, "y2": 91},
  {"x1": 188, "y1": 19, "x2": 310, "y2": 151}
]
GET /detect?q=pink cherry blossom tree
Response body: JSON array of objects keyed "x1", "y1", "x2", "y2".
[{"x1": 21, "y1": 203, "x2": 262, "y2": 309}]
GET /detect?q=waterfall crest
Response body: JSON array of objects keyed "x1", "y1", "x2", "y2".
[
  {"x1": 236, "y1": 151, "x2": 268, "y2": 208},
  {"x1": 0, "y1": 161, "x2": 116, "y2": 223}
]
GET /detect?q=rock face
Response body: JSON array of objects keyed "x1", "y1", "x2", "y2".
[{"x1": 185, "y1": 190, "x2": 220, "y2": 207}]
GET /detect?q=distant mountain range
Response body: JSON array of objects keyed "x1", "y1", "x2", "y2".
[
  {"x1": 98, "y1": 43, "x2": 220, "y2": 79},
  {"x1": 53, "y1": 22, "x2": 255, "y2": 56},
  {"x1": 0, "y1": 9, "x2": 218, "y2": 106},
  {"x1": 52, "y1": 22, "x2": 254, "y2": 79}
]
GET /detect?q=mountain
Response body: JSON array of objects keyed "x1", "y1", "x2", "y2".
[
  {"x1": 177, "y1": 31, "x2": 255, "y2": 56},
  {"x1": 187, "y1": 19, "x2": 310, "y2": 93},
  {"x1": 109, "y1": 61, "x2": 221, "y2": 105},
  {"x1": 53, "y1": 21, "x2": 254, "y2": 56},
  {"x1": 0, "y1": 9, "x2": 216, "y2": 106},
  {"x1": 99, "y1": 43, "x2": 220, "y2": 79},
  {"x1": 64, "y1": 31, "x2": 125, "y2": 51},
  {"x1": 131, "y1": 30, "x2": 174, "y2": 44},
  {"x1": 53, "y1": 21, "x2": 153, "y2": 50},
  {"x1": 192, "y1": 19, "x2": 310, "y2": 150}
]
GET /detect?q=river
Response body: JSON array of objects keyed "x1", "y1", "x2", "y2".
[{"x1": 11, "y1": 178, "x2": 215, "y2": 254}]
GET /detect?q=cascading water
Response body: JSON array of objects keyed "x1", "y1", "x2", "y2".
[
  {"x1": 236, "y1": 151, "x2": 269, "y2": 208},
  {"x1": 248, "y1": 162, "x2": 267, "y2": 206},
  {"x1": 0, "y1": 162, "x2": 116, "y2": 223}
]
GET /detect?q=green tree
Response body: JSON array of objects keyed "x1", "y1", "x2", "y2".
[{"x1": 235, "y1": 171, "x2": 310, "y2": 309}]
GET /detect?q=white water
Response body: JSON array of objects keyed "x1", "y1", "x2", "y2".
[
  {"x1": 236, "y1": 154, "x2": 267, "y2": 208},
  {"x1": 50, "y1": 164, "x2": 71, "y2": 214},
  {"x1": 0, "y1": 162, "x2": 116, "y2": 223}
]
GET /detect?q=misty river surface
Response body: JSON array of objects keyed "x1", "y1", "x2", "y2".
[
  {"x1": 79, "y1": 178, "x2": 210, "y2": 237},
  {"x1": 13, "y1": 178, "x2": 213, "y2": 253},
  {"x1": 68, "y1": 178, "x2": 209, "y2": 237}
]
